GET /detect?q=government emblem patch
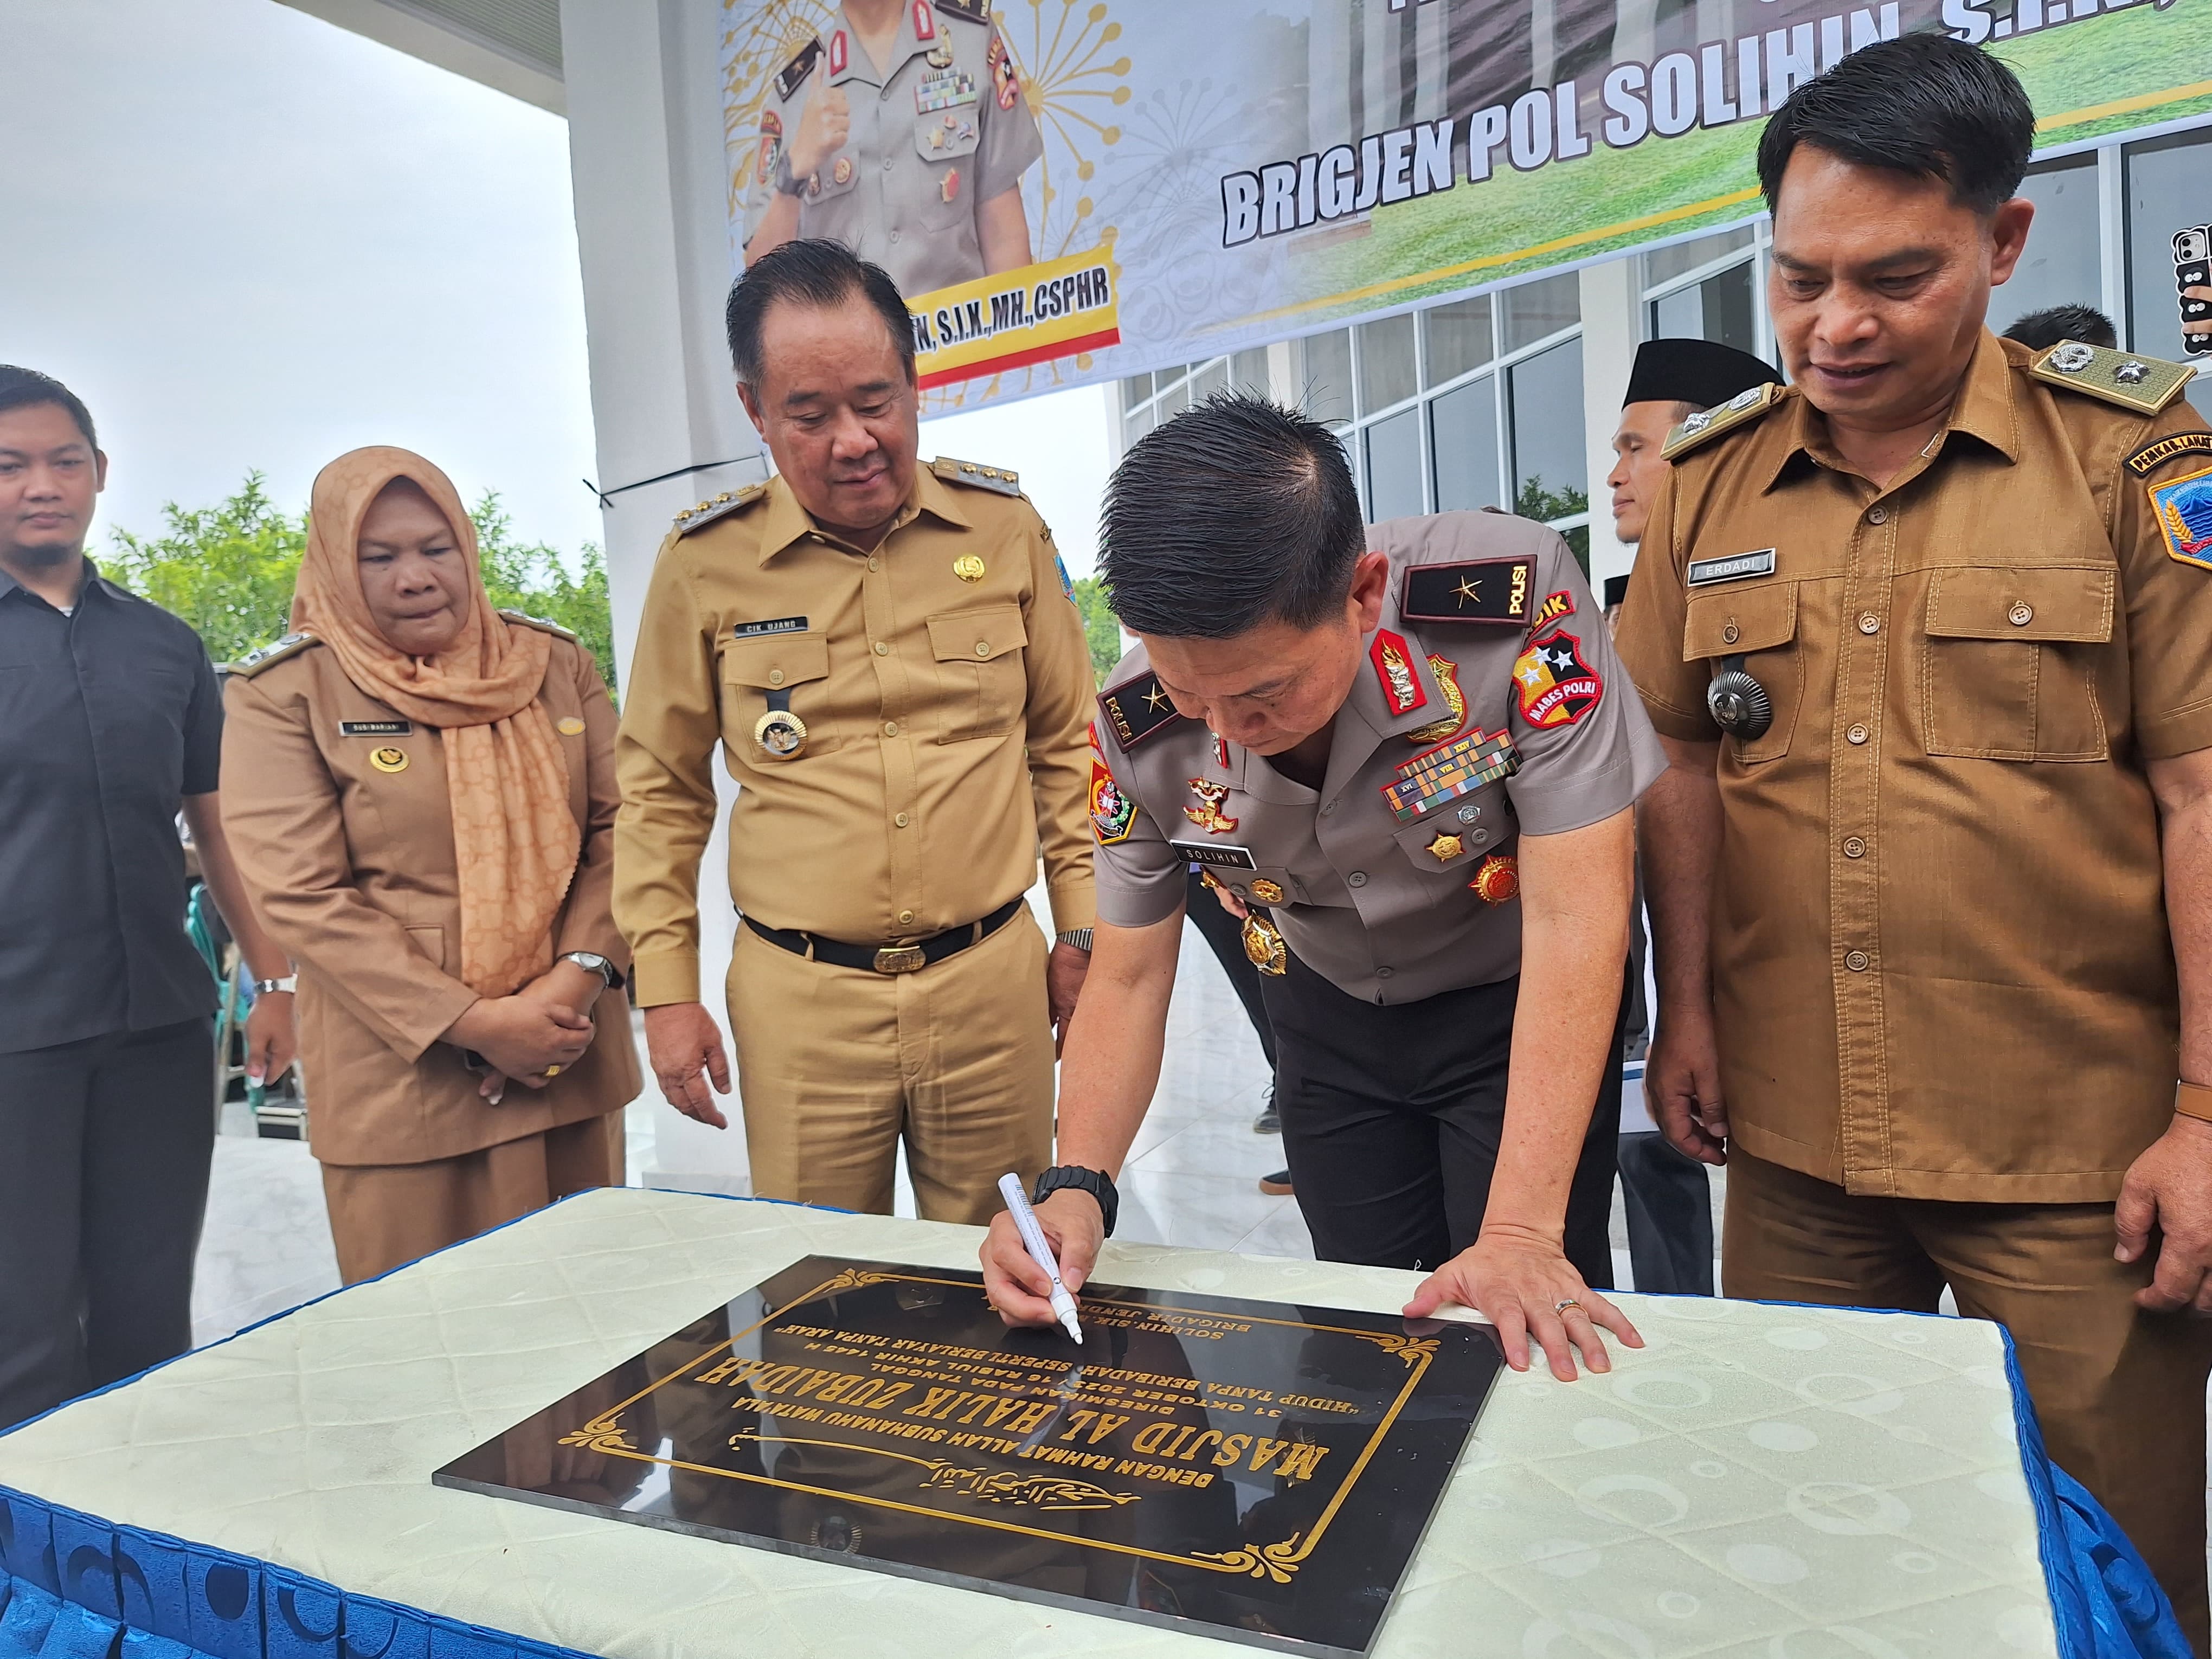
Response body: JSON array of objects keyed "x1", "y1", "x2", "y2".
[{"x1": 2152, "y1": 465, "x2": 2212, "y2": 569}]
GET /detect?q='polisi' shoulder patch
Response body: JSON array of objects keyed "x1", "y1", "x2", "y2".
[
  {"x1": 1400, "y1": 558, "x2": 1534, "y2": 626},
  {"x1": 775, "y1": 37, "x2": 823, "y2": 100},
  {"x1": 1098, "y1": 671, "x2": 1185, "y2": 750},
  {"x1": 499, "y1": 608, "x2": 577, "y2": 642},
  {"x1": 1662, "y1": 380, "x2": 1783, "y2": 461},
  {"x1": 673, "y1": 481, "x2": 769, "y2": 536},
  {"x1": 933, "y1": 455, "x2": 1022, "y2": 496},
  {"x1": 935, "y1": 0, "x2": 993, "y2": 23},
  {"x1": 2029, "y1": 340, "x2": 2195, "y2": 416},
  {"x1": 226, "y1": 632, "x2": 321, "y2": 677}
]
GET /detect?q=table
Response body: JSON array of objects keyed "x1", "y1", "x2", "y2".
[{"x1": 0, "y1": 1188, "x2": 2157, "y2": 1658}]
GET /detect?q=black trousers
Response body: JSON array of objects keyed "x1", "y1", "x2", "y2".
[
  {"x1": 1182, "y1": 869, "x2": 1277, "y2": 1068},
  {"x1": 0, "y1": 1018, "x2": 215, "y2": 1429},
  {"x1": 1617, "y1": 1133, "x2": 1715, "y2": 1295},
  {"x1": 1261, "y1": 953, "x2": 1622, "y2": 1285}
]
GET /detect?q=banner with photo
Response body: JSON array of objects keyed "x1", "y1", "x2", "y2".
[{"x1": 719, "y1": 0, "x2": 2212, "y2": 409}]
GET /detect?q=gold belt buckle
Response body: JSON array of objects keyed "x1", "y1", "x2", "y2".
[{"x1": 873, "y1": 944, "x2": 928, "y2": 974}]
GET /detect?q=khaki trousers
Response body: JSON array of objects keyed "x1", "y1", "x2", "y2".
[
  {"x1": 1725, "y1": 1149, "x2": 2212, "y2": 1654},
  {"x1": 727, "y1": 904, "x2": 1054, "y2": 1225},
  {"x1": 320, "y1": 1111, "x2": 625, "y2": 1284}
]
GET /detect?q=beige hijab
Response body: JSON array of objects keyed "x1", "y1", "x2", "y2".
[{"x1": 293, "y1": 447, "x2": 579, "y2": 999}]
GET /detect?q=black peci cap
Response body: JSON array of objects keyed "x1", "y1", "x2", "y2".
[
  {"x1": 1603, "y1": 574, "x2": 1630, "y2": 609},
  {"x1": 1623, "y1": 338, "x2": 1783, "y2": 410}
]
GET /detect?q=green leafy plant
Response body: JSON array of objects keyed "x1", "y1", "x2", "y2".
[
  {"x1": 1515, "y1": 475, "x2": 1591, "y2": 576},
  {"x1": 1071, "y1": 574, "x2": 1124, "y2": 686}
]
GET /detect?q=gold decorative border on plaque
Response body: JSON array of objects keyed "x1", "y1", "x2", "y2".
[{"x1": 544, "y1": 1269, "x2": 1445, "y2": 1584}]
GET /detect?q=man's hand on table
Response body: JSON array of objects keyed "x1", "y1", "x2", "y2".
[
  {"x1": 644, "y1": 1001, "x2": 732, "y2": 1129},
  {"x1": 1402, "y1": 1221, "x2": 1644, "y2": 1381},
  {"x1": 1647, "y1": 1000, "x2": 1729, "y2": 1165},
  {"x1": 982, "y1": 1188, "x2": 1102, "y2": 1326},
  {"x1": 2116, "y1": 1114, "x2": 2212, "y2": 1312}
]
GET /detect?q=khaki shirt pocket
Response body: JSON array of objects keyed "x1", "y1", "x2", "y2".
[
  {"x1": 927, "y1": 605, "x2": 1027, "y2": 741},
  {"x1": 719, "y1": 633, "x2": 840, "y2": 759},
  {"x1": 1392, "y1": 783, "x2": 1514, "y2": 876},
  {"x1": 1684, "y1": 580, "x2": 1799, "y2": 764},
  {"x1": 1922, "y1": 565, "x2": 2113, "y2": 762}
]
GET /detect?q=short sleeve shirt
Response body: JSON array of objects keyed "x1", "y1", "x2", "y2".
[
  {"x1": 1614, "y1": 331, "x2": 2212, "y2": 1202},
  {"x1": 1092, "y1": 512, "x2": 1664, "y2": 1004},
  {"x1": 0, "y1": 562, "x2": 223, "y2": 1052},
  {"x1": 743, "y1": 0, "x2": 1044, "y2": 299}
]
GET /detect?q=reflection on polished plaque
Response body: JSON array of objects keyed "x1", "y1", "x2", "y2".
[{"x1": 435, "y1": 1257, "x2": 1504, "y2": 1656}]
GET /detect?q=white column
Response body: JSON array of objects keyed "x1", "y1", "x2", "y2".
[
  {"x1": 562, "y1": 0, "x2": 767, "y2": 1194},
  {"x1": 1579, "y1": 255, "x2": 1639, "y2": 596}
]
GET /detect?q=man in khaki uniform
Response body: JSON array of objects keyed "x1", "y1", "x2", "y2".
[
  {"x1": 743, "y1": 0, "x2": 1040, "y2": 298},
  {"x1": 1618, "y1": 37, "x2": 2212, "y2": 1641},
  {"x1": 615, "y1": 240, "x2": 1095, "y2": 1225}
]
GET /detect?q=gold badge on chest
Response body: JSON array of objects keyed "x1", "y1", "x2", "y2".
[
  {"x1": 557, "y1": 716, "x2": 586, "y2": 736},
  {"x1": 369, "y1": 746, "x2": 409, "y2": 774},
  {"x1": 953, "y1": 554, "x2": 987, "y2": 583}
]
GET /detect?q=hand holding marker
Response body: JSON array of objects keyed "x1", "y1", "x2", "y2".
[{"x1": 997, "y1": 1173, "x2": 1084, "y2": 1342}]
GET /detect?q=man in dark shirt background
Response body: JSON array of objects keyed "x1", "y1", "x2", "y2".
[{"x1": 0, "y1": 365, "x2": 297, "y2": 1429}]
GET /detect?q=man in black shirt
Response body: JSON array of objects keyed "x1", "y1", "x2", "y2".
[{"x1": 0, "y1": 366, "x2": 296, "y2": 1429}]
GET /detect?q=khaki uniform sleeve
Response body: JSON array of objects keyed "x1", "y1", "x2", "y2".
[
  {"x1": 1615, "y1": 464, "x2": 1718, "y2": 741},
  {"x1": 1089, "y1": 719, "x2": 1185, "y2": 930},
  {"x1": 1020, "y1": 510, "x2": 1097, "y2": 934},
  {"x1": 220, "y1": 673, "x2": 480, "y2": 1059},
  {"x1": 2115, "y1": 398, "x2": 2212, "y2": 761},
  {"x1": 554, "y1": 641, "x2": 631, "y2": 969},
  {"x1": 613, "y1": 533, "x2": 724, "y2": 1006},
  {"x1": 976, "y1": 26, "x2": 1043, "y2": 203}
]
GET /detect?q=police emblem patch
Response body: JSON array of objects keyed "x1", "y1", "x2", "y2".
[
  {"x1": 2151, "y1": 465, "x2": 2212, "y2": 570},
  {"x1": 1368, "y1": 628, "x2": 1427, "y2": 716},
  {"x1": 1512, "y1": 629, "x2": 1604, "y2": 728},
  {"x1": 1090, "y1": 757, "x2": 1134, "y2": 844}
]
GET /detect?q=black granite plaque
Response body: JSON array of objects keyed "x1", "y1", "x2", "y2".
[{"x1": 435, "y1": 1257, "x2": 1504, "y2": 1657}]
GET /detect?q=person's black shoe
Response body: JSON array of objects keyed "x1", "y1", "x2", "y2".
[
  {"x1": 1258, "y1": 1169, "x2": 1293, "y2": 1196},
  {"x1": 1253, "y1": 1096, "x2": 1281, "y2": 1135}
]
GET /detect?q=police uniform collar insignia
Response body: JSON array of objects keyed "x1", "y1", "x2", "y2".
[
  {"x1": 2027, "y1": 340, "x2": 2194, "y2": 415},
  {"x1": 910, "y1": 0, "x2": 937, "y2": 40},
  {"x1": 1098, "y1": 671, "x2": 1185, "y2": 749},
  {"x1": 932, "y1": 455, "x2": 1022, "y2": 496},
  {"x1": 1367, "y1": 628, "x2": 1427, "y2": 716},
  {"x1": 1184, "y1": 778, "x2": 1238, "y2": 834},
  {"x1": 1660, "y1": 380, "x2": 1783, "y2": 461},
  {"x1": 2128, "y1": 432, "x2": 2212, "y2": 478},
  {"x1": 1400, "y1": 558, "x2": 1535, "y2": 625},
  {"x1": 775, "y1": 37, "x2": 823, "y2": 100},
  {"x1": 2151, "y1": 465, "x2": 2212, "y2": 570},
  {"x1": 1404, "y1": 654, "x2": 1467, "y2": 744},
  {"x1": 1512, "y1": 628, "x2": 1604, "y2": 729},
  {"x1": 674, "y1": 481, "x2": 769, "y2": 535},
  {"x1": 827, "y1": 28, "x2": 850, "y2": 76}
]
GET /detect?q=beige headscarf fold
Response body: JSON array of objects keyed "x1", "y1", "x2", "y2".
[{"x1": 293, "y1": 447, "x2": 580, "y2": 999}]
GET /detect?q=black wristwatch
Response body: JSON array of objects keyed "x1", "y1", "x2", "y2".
[{"x1": 1032, "y1": 1165, "x2": 1118, "y2": 1237}]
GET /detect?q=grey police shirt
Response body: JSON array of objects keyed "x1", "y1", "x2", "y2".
[
  {"x1": 745, "y1": 0, "x2": 1044, "y2": 299},
  {"x1": 1090, "y1": 511, "x2": 1665, "y2": 1005}
]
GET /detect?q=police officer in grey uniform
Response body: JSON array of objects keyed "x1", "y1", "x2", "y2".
[
  {"x1": 981, "y1": 395, "x2": 1664, "y2": 1381},
  {"x1": 744, "y1": 0, "x2": 1043, "y2": 298}
]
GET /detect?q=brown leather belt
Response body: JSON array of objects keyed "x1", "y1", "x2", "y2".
[{"x1": 741, "y1": 897, "x2": 1025, "y2": 975}]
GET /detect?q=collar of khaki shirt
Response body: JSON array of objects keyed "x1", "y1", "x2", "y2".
[
  {"x1": 753, "y1": 464, "x2": 972, "y2": 565},
  {"x1": 1757, "y1": 330, "x2": 2023, "y2": 495}
]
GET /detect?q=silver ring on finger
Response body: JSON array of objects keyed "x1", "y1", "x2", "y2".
[{"x1": 1553, "y1": 1297, "x2": 1582, "y2": 1315}]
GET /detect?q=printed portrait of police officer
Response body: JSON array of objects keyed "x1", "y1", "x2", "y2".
[{"x1": 743, "y1": 0, "x2": 1042, "y2": 299}]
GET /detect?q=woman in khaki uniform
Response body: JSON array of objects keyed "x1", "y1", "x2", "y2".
[{"x1": 221, "y1": 447, "x2": 639, "y2": 1282}]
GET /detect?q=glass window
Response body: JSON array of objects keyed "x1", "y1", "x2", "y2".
[
  {"x1": 1365, "y1": 408, "x2": 1425, "y2": 522},
  {"x1": 1509, "y1": 337, "x2": 1587, "y2": 519},
  {"x1": 1123, "y1": 402, "x2": 1155, "y2": 444},
  {"x1": 1121, "y1": 372, "x2": 1153, "y2": 406},
  {"x1": 1191, "y1": 359, "x2": 1229, "y2": 403},
  {"x1": 1155, "y1": 378, "x2": 1191, "y2": 423},
  {"x1": 2126, "y1": 130, "x2": 2212, "y2": 360},
  {"x1": 1650, "y1": 260, "x2": 1756, "y2": 356},
  {"x1": 1231, "y1": 347, "x2": 1270, "y2": 393},
  {"x1": 1356, "y1": 313, "x2": 1418, "y2": 414},
  {"x1": 1501, "y1": 271, "x2": 1581, "y2": 353},
  {"x1": 1430, "y1": 377, "x2": 1502, "y2": 513},
  {"x1": 1423, "y1": 295, "x2": 1494, "y2": 385},
  {"x1": 1644, "y1": 225, "x2": 1755, "y2": 287},
  {"x1": 1995, "y1": 156, "x2": 2102, "y2": 340},
  {"x1": 1297, "y1": 330, "x2": 1354, "y2": 427}
]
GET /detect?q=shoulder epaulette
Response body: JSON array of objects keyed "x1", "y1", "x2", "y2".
[
  {"x1": 1662, "y1": 381, "x2": 1784, "y2": 462},
  {"x1": 499, "y1": 609, "x2": 577, "y2": 642},
  {"x1": 774, "y1": 37, "x2": 823, "y2": 100},
  {"x1": 935, "y1": 0, "x2": 993, "y2": 23},
  {"x1": 1097, "y1": 671, "x2": 1185, "y2": 750},
  {"x1": 2028, "y1": 340, "x2": 2195, "y2": 416},
  {"x1": 674, "y1": 481, "x2": 770, "y2": 536},
  {"x1": 226, "y1": 632, "x2": 320, "y2": 678},
  {"x1": 933, "y1": 455, "x2": 1021, "y2": 496}
]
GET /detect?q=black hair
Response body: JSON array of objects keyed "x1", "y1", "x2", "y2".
[
  {"x1": 0, "y1": 365, "x2": 97, "y2": 449},
  {"x1": 1757, "y1": 34, "x2": 2033, "y2": 217},
  {"x1": 725, "y1": 240, "x2": 915, "y2": 388},
  {"x1": 1101, "y1": 392, "x2": 1366, "y2": 639},
  {"x1": 2002, "y1": 303, "x2": 2119, "y2": 351}
]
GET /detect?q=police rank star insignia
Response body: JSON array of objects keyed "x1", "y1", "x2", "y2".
[
  {"x1": 1098, "y1": 671, "x2": 1184, "y2": 749},
  {"x1": 369, "y1": 746, "x2": 409, "y2": 773},
  {"x1": 1184, "y1": 779, "x2": 1238, "y2": 834},
  {"x1": 1512, "y1": 628, "x2": 1604, "y2": 729},
  {"x1": 1368, "y1": 629, "x2": 1426, "y2": 716},
  {"x1": 1400, "y1": 558, "x2": 1534, "y2": 625}
]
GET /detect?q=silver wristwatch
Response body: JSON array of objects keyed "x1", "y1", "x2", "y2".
[
  {"x1": 253, "y1": 975, "x2": 297, "y2": 995},
  {"x1": 561, "y1": 951, "x2": 620, "y2": 988}
]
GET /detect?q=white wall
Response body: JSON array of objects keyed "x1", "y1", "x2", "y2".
[{"x1": 1578, "y1": 256, "x2": 1641, "y2": 599}]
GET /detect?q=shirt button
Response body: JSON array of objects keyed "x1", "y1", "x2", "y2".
[
  {"x1": 975, "y1": 642, "x2": 991, "y2": 658},
  {"x1": 1843, "y1": 836, "x2": 1866, "y2": 858},
  {"x1": 1844, "y1": 949, "x2": 1870, "y2": 972},
  {"x1": 2009, "y1": 602, "x2": 2034, "y2": 627},
  {"x1": 1376, "y1": 966, "x2": 1394, "y2": 979},
  {"x1": 1721, "y1": 622, "x2": 1740, "y2": 645},
  {"x1": 1321, "y1": 801, "x2": 1335, "y2": 815},
  {"x1": 873, "y1": 641, "x2": 889, "y2": 655},
  {"x1": 1867, "y1": 505, "x2": 1889, "y2": 525},
  {"x1": 1347, "y1": 871, "x2": 1368, "y2": 888},
  {"x1": 884, "y1": 158, "x2": 895, "y2": 170},
  {"x1": 768, "y1": 669, "x2": 785, "y2": 686},
  {"x1": 1847, "y1": 723, "x2": 1869, "y2": 745},
  {"x1": 867, "y1": 557, "x2": 880, "y2": 572},
  {"x1": 884, "y1": 721, "x2": 899, "y2": 736},
  {"x1": 898, "y1": 909, "x2": 915, "y2": 925},
  {"x1": 890, "y1": 230, "x2": 902, "y2": 243},
  {"x1": 1858, "y1": 613, "x2": 1880, "y2": 634},
  {"x1": 894, "y1": 812, "x2": 910, "y2": 828}
]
